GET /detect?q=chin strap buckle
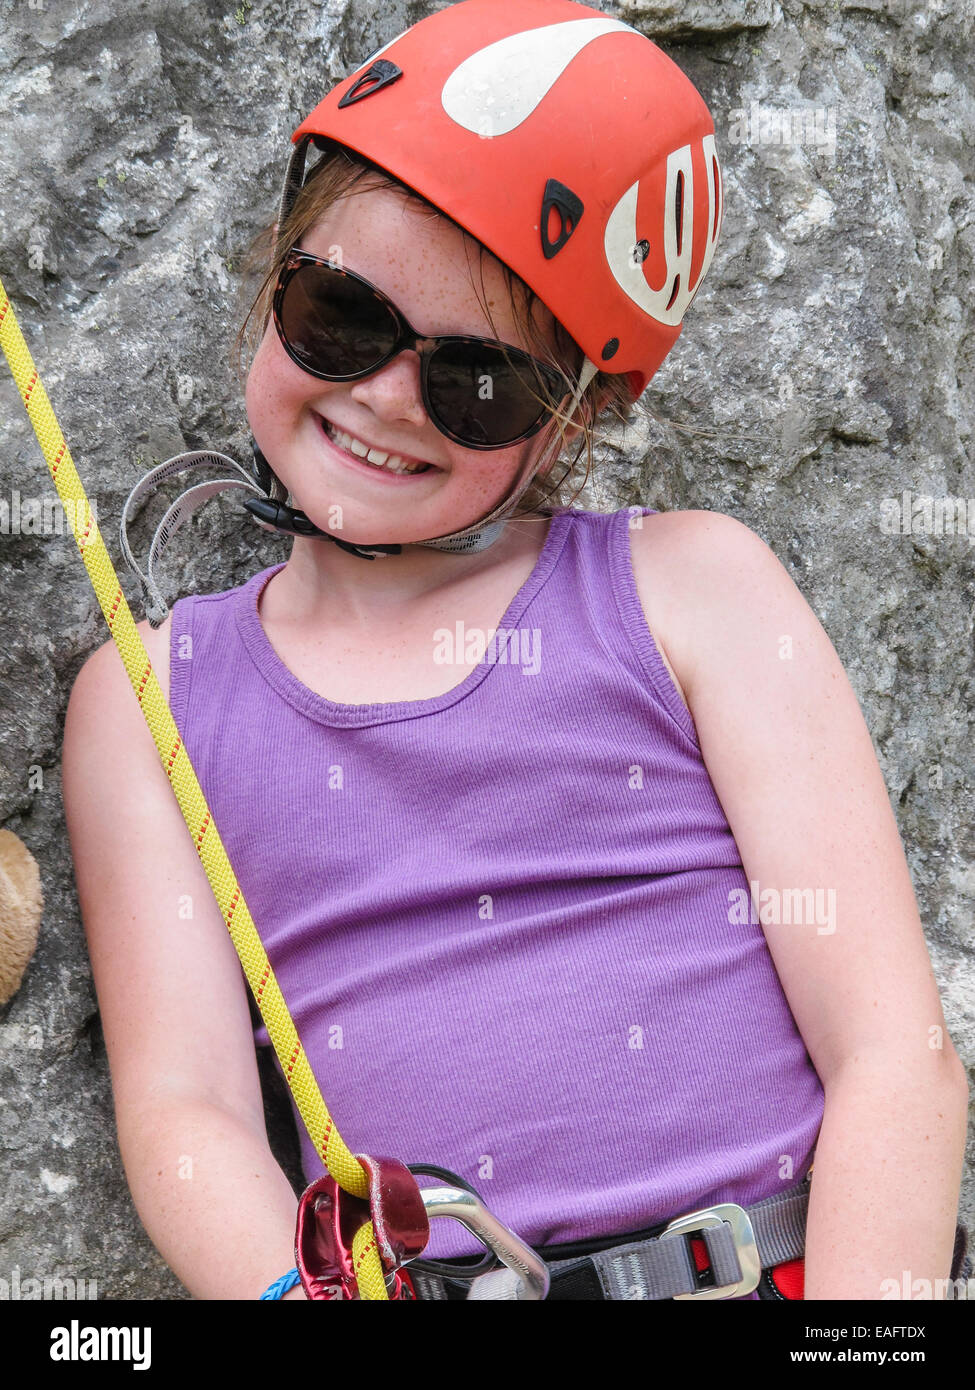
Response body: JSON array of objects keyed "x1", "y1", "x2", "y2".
[{"x1": 241, "y1": 495, "x2": 402, "y2": 558}]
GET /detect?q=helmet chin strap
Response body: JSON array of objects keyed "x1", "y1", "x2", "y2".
[
  {"x1": 117, "y1": 362, "x2": 598, "y2": 625},
  {"x1": 243, "y1": 357, "x2": 599, "y2": 561}
]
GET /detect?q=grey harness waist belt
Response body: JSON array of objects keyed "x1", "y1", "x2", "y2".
[{"x1": 411, "y1": 1177, "x2": 811, "y2": 1301}]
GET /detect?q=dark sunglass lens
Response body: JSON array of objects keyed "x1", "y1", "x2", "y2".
[
  {"x1": 427, "y1": 343, "x2": 557, "y2": 446},
  {"x1": 279, "y1": 265, "x2": 397, "y2": 376}
]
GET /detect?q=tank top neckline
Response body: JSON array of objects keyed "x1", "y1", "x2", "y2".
[{"x1": 234, "y1": 507, "x2": 580, "y2": 729}]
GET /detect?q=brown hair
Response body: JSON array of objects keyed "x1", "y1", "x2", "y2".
[{"x1": 231, "y1": 142, "x2": 636, "y2": 518}]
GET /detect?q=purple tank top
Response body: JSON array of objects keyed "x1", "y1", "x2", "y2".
[{"x1": 169, "y1": 505, "x2": 824, "y2": 1275}]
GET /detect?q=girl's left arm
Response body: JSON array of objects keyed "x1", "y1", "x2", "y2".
[{"x1": 631, "y1": 510, "x2": 970, "y2": 1301}]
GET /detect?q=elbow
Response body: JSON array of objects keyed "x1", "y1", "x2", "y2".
[
  {"x1": 820, "y1": 1039, "x2": 970, "y2": 1104},
  {"x1": 940, "y1": 1043, "x2": 971, "y2": 1104},
  {"x1": 926, "y1": 1029, "x2": 970, "y2": 1101}
]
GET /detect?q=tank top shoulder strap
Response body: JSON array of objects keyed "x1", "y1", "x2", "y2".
[
  {"x1": 167, "y1": 591, "x2": 197, "y2": 735},
  {"x1": 560, "y1": 504, "x2": 699, "y2": 744},
  {"x1": 167, "y1": 573, "x2": 266, "y2": 742}
]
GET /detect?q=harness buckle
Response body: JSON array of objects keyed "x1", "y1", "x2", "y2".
[{"x1": 660, "y1": 1202, "x2": 761, "y2": 1299}]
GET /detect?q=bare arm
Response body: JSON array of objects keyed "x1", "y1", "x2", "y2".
[
  {"x1": 62, "y1": 620, "x2": 307, "y2": 1299},
  {"x1": 631, "y1": 510, "x2": 970, "y2": 1299}
]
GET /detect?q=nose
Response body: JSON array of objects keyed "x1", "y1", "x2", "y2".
[{"x1": 348, "y1": 348, "x2": 428, "y2": 429}]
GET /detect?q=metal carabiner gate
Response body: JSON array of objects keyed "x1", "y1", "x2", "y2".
[{"x1": 406, "y1": 1164, "x2": 550, "y2": 1301}]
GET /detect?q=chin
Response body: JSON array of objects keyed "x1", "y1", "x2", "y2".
[
  {"x1": 294, "y1": 486, "x2": 479, "y2": 545},
  {"x1": 327, "y1": 520, "x2": 455, "y2": 546}
]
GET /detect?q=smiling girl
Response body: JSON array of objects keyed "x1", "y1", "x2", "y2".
[{"x1": 61, "y1": 0, "x2": 968, "y2": 1301}]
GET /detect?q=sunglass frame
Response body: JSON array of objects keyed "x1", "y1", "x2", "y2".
[{"x1": 271, "y1": 249, "x2": 572, "y2": 451}]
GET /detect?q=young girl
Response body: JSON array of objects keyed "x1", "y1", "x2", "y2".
[{"x1": 61, "y1": 0, "x2": 969, "y2": 1301}]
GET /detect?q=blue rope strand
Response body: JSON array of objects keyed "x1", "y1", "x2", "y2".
[{"x1": 260, "y1": 1266, "x2": 301, "y2": 1300}]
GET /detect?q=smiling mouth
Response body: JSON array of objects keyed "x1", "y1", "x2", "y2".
[{"x1": 317, "y1": 415, "x2": 434, "y2": 475}]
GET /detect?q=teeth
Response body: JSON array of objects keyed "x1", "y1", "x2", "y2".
[{"x1": 326, "y1": 422, "x2": 427, "y2": 474}]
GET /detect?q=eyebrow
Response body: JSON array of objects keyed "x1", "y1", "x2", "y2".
[{"x1": 296, "y1": 242, "x2": 550, "y2": 357}]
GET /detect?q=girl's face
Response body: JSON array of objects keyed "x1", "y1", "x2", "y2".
[{"x1": 245, "y1": 183, "x2": 573, "y2": 546}]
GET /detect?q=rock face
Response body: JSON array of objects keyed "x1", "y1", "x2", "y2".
[{"x1": 1, "y1": 0, "x2": 972, "y2": 1300}]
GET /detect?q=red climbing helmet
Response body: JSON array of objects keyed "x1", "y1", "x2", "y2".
[
  {"x1": 119, "y1": 0, "x2": 729, "y2": 603},
  {"x1": 278, "y1": 0, "x2": 724, "y2": 403}
]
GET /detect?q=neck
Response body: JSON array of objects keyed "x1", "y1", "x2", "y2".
[{"x1": 265, "y1": 512, "x2": 552, "y2": 630}]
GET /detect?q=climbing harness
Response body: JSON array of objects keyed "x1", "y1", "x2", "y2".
[
  {"x1": 413, "y1": 1177, "x2": 813, "y2": 1301},
  {"x1": 408, "y1": 1174, "x2": 970, "y2": 1301}
]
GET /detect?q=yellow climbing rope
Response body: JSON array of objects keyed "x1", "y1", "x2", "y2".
[{"x1": 0, "y1": 274, "x2": 387, "y2": 1300}]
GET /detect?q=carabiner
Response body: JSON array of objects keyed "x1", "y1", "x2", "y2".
[{"x1": 407, "y1": 1164, "x2": 550, "y2": 1301}]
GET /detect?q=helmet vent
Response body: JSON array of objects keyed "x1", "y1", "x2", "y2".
[
  {"x1": 675, "y1": 169, "x2": 684, "y2": 255},
  {"x1": 602, "y1": 338, "x2": 620, "y2": 361},
  {"x1": 540, "y1": 179, "x2": 584, "y2": 260},
  {"x1": 665, "y1": 275, "x2": 680, "y2": 311},
  {"x1": 337, "y1": 59, "x2": 403, "y2": 109}
]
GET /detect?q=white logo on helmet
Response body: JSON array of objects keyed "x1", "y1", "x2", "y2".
[
  {"x1": 605, "y1": 135, "x2": 722, "y2": 327},
  {"x1": 441, "y1": 17, "x2": 636, "y2": 137}
]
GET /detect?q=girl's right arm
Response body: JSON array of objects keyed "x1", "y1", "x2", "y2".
[{"x1": 62, "y1": 625, "x2": 307, "y2": 1299}]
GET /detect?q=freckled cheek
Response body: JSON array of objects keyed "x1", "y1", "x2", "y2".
[
  {"x1": 245, "y1": 335, "x2": 311, "y2": 433},
  {"x1": 447, "y1": 443, "x2": 532, "y2": 504},
  {"x1": 244, "y1": 334, "x2": 277, "y2": 425}
]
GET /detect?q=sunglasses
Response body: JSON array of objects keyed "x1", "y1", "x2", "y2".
[{"x1": 271, "y1": 248, "x2": 573, "y2": 450}]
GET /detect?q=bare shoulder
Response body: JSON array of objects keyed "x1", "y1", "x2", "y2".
[
  {"x1": 62, "y1": 608, "x2": 265, "y2": 1127},
  {"x1": 626, "y1": 508, "x2": 799, "y2": 712},
  {"x1": 627, "y1": 507, "x2": 780, "y2": 603},
  {"x1": 69, "y1": 612, "x2": 173, "y2": 712}
]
